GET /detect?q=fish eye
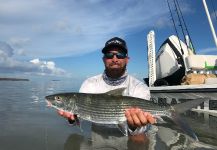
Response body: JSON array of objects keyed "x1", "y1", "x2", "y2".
[{"x1": 55, "y1": 96, "x2": 62, "y2": 101}]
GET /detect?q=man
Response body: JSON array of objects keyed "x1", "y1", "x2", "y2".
[{"x1": 58, "y1": 37, "x2": 155, "y2": 135}]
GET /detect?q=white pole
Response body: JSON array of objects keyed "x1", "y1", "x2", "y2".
[
  {"x1": 202, "y1": 0, "x2": 217, "y2": 47},
  {"x1": 147, "y1": 30, "x2": 156, "y2": 87}
]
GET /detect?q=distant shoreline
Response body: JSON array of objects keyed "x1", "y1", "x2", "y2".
[{"x1": 0, "y1": 77, "x2": 29, "y2": 81}]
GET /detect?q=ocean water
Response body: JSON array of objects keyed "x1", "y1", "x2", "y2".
[{"x1": 0, "y1": 80, "x2": 216, "y2": 150}]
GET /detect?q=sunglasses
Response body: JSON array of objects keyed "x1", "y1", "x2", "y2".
[{"x1": 104, "y1": 52, "x2": 127, "y2": 59}]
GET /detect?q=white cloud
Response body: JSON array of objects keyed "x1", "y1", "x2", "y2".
[
  {"x1": 55, "y1": 17, "x2": 72, "y2": 32},
  {"x1": 197, "y1": 47, "x2": 217, "y2": 54},
  {"x1": 154, "y1": 17, "x2": 172, "y2": 29},
  {"x1": 0, "y1": 41, "x2": 14, "y2": 57},
  {"x1": 30, "y1": 58, "x2": 65, "y2": 76},
  {"x1": 0, "y1": 0, "x2": 170, "y2": 58},
  {"x1": 211, "y1": 10, "x2": 217, "y2": 21},
  {"x1": 9, "y1": 37, "x2": 30, "y2": 48},
  {"x1": 0, "y1": 42, "x2": 66, "y2": 76}
]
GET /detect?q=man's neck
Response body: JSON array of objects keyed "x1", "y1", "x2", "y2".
[{"x1": 105, "y1": 69, "x2": 126, "y2": 79}]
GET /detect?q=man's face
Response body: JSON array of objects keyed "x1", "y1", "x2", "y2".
[{"x1": 103, "y1": 48, "x2": 129, "y2": 71}]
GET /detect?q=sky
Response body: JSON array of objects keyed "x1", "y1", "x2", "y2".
[{"x1": 0, "y1": 0, "x2": 217, "y2": 84}]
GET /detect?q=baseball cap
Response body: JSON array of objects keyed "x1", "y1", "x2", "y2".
[{"x1": 102, "y1": 37, "x2": 128, "y2": 54}]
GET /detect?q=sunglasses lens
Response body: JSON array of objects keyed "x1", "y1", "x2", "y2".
[
  {"x1": 104, "y1": 52, "x2": 127, "y2": 59},
  {"x1": 116, "y1": 53, "x2": 126, "y2": 59},
  {"x1": 104, "y1": 53, "x2": 114, "y2": 59}
]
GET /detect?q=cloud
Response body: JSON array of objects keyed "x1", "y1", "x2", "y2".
[
  {"x1": 0, "y1": 41, "x2": 66, "y2": 76},
  {"x1": 0, "y1": 0, "x2": 170, "y2": 58},
  {"x1": 9, "y1": 37, "x2": 30, "y2": 48},
  {"x1": 0, "y1": 41, "x2": 14, "y2": 57},
  {"x1": 197, "y1": 47, "x2": 217, "y2": 54},
  {"x1": 30, "y1": 58, "x2": 65, "y2": 76}
]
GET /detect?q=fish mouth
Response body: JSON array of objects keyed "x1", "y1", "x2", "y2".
[{"x1": 45, "y1": 100, "x2": 52, "y2": 107}]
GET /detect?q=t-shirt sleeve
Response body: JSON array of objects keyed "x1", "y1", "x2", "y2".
[
  {"x1": 79, "y1": 77, "x2": 99, "y2": 93},
  {"x1": 132, "y1": 83, "x2": 151, "y2": 100},
  {"x1": 79, "y1": 79, "x2": 91, "y2": 93},
  {"x1": 127, "y1": 76, "x2": 150, "y2": 100}
]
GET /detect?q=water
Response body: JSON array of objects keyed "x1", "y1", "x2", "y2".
[{"x1": 0, "y1": 80, "x2": 216, "y2": 150}]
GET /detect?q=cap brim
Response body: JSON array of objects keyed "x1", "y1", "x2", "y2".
[{"x1": 102, "y1": 44, "x2": 127, "y2": 54}]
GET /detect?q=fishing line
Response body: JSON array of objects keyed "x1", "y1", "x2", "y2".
[{"x1": 175, "y1": 0, "x2": 196, "y2": 53}]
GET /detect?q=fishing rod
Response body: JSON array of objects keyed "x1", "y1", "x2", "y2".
[
  {"x1": 167, "y1": 0, "x2": 184, "y2": 55},
  {"x1": 167, "y1": 0, "x2": 196, "y2": 54},
  {"x1": 175, "y1": 0, "x2": 196, "y2": 54},
  {"x1": 173, "y1": 0, "x2": 186, "y2": 45}
]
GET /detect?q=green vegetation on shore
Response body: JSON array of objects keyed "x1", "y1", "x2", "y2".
[{"x1": 0, "y1": 77, "x2": 29, "y2": 81}]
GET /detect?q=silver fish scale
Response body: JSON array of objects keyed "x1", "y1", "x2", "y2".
[
  {"x1": 77, "y1": 109, "x2": 126, "y2": 124},
  {"x1": 71, "y1": 94, "x2": 169, "y2": 124},
  {"x1": 75, "y1": 96, "x2": 143, "y2": 112},
  {"x1": 76, "y1": 94, "x2": 167, "y2": 110},
  {"x1": 46, "y1": 93, "x2": 171, "y2": 124}
]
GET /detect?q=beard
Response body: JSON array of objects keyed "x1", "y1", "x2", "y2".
[{"x1": 105, "y1": 64, "x2": 127, "y2": 78}]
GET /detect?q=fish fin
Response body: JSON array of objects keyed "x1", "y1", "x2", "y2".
[
  {"x1": 75, "y1": 116, "x2": 81, "y2": 126},
  {"x1": 171, "y1": 114, "x2": 198, "y2": 141},
  {"x1": 117, "y1": 121, "x2": 128, "y2": 136},
  {"x1": 154, "y1": 115, "x2": 164, "y2": 123},
  {"x1": 105, "y1": 88, "x2": 126, "y2": 96},
  {"x1": 70, "y1": 116, "x2": 83, "y2": 132},
  {"x1": 172, "y1": 98, "x2": 207, "y2": 114},
  {"x1": 78, "y1": 124, "x2": 83, "y2": 133}
]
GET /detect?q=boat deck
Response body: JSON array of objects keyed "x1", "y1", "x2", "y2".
[
  {"x1": 149, "y1": 84, "x2": 217, "y2": 112},
  {"x1": 150, "y1": 84, "x2": 217, "y2": 100}
]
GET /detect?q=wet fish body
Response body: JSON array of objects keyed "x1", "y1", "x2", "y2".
[{"x1": 45, "y1": 90, "x2": 206, "y2": 125}]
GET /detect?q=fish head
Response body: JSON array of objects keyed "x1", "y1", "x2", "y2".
[{"x1": 45, "y1": 93, "x2": 72, "y2": 111}]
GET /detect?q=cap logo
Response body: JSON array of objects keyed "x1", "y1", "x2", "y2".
[{"x1": 107, "y1": 39, "x2": 122, "y2": 45}]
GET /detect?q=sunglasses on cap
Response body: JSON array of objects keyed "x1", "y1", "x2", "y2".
[{"x1": 104, "y1": 52, "x2": 127, "y2": 59}]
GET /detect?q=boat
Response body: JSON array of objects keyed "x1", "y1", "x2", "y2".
[{"x1": 146, "y1": 0, "x2": 217, "y2": 113}]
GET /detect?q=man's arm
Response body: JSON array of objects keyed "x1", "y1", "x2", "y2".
[{"x1": 125, "y1": 107, "x2": 155, "y2": 134}]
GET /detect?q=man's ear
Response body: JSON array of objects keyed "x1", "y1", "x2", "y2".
[
  {"x1": 102, "y1": 57, "x2": 106, "y2": 63},
  {"x1": 126, "y1": 57, "x2": 130, "y2": 63}
]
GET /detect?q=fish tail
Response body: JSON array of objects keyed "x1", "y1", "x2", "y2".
[
  {"x1": 171, "y1": 113, "x2": 199, "y2": 141},
  {"x1": 167, "y1": 98, "x2": 208, "y2": 140}
]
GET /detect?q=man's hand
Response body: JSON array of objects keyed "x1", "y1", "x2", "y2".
[
  {"x1": 125, "y1": 108, "x2": 156, "y2": 129},
  {"x1": 58, "y1": 110, "x2": 76, "y2": 123}
]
